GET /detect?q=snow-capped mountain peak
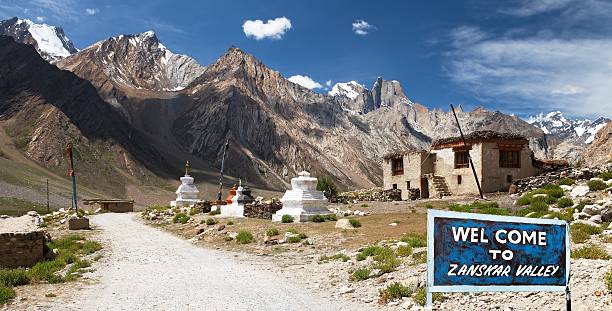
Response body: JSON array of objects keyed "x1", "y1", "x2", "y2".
[
  {"x1": 528, "y1": 111, "x2": 610, "y2": 144},
  {"x1": 0, "y1": 17, "x2": 77, "y2": 62},
  {"x1": 328, "y1": 81, "x2": 364, "y2": 100}
]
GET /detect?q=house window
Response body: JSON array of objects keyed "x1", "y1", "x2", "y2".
[
  {"x1": 406, "y1": 181, "x2": 411, "y2": 189},
  {"x1": 500, "y1": 150, "x2": 520, "y2": 168},
  {"x1": 391, "y1": 158, "x2": 404, "y2": 176},
  {"x1": 454, "y1": 151, "x2": 470, "y2": 169},
  {"x1": 507, "y1": 175, "x2": 513, "y2": 183},
  {"x1": 457, "y1": 175, "x2": 462, "y2": 184},
  {"x1": 392, "y1": 184, "x2": 397, "y2": 189}
]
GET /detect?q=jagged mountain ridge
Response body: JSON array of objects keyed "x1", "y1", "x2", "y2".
[{"x1": 0, "y1": 17, "x2": 77, "y2": 62}]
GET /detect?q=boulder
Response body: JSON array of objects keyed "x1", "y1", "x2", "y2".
[
  {"x1": 335, "y1": 219, "x2": 354, "y2": 230},
  {"x1": 601, "y1": 208, "x2": 612, "y2": 222},
  {"x1": 560, "y1": 185, "x2": 573, "y2": 191},
  {"x1": 589, "y1": 215, "x2": 602, "y2": 224},
  {"x1": 570, "y1": 186, "x2": 590, "y2": 198},
  {"x1": 583, "y1": 205, "x2": 602, "y2": 216}
]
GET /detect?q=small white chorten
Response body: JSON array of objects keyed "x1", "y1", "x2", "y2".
[
  {"x1": 272, "y1": 171, "x2": 333, "y2": 222},
  {"x1": 170, "y1": 161, "x2": 200, "y2": 207},
  {"x1": 220, "y1": 181, "x2": 249, "y2": 218}
]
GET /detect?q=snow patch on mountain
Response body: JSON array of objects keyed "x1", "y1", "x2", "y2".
[
  {"x1": 329, "y1": 81, "x2": 363, "y2": 100},
  {"x1": 0, "y1": 17, "x2": 77, "y2": 61},
  {"x1": 528, "y1": 111, "x2": 610, "y2": 144},
  {"x1": 24, "y1": 19, "x2": 73, "y2": 58}
]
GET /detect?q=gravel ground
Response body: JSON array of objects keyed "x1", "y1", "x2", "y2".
[{"x1": 37, "y1": 213, "x2": 365, "y2": 311}]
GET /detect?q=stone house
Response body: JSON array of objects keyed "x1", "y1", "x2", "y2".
[{"x1": 382, "y1": 131, "x2": 539, "y2": 199}]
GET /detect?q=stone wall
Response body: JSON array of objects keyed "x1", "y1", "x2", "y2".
[
  {"x1": 244, "y1": 201, "x2": 282, "y2": 219},
  {"x1": 0, "y1": 231, "x2": 45, "y2": 268},
  {"x1": 480, "y1": 142, "x2": 537, "y2": 193},
  {"x1": 434, "y1": 145, "x2": 483, "y2": 195},
  {"x1": 383, "y1": 151, "x2": 432, "y2": 200}
]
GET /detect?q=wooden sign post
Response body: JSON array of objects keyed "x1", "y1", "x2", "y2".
[{"x1": 426, "y1": 210, "x2": 570, "y2": 309}]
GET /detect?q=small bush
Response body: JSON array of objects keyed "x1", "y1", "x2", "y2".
[
  {"x1": 360, "y1": 204, "x2": 369, "y2": 208},
  {"x1": 605, "y1": 266, "x2": 612, "y2": 292},
  {"x1": 209, "y1": 209, "x2": 221, "y2": 216},
  {"x1": 205, "y1": 218, "x2": 218, "y2": 226},
  {"x1": 326, "y1": 214, "x2": 338, "y2": 221},
  {"x1": 542, "y1": 184, "x2": 565, "y2": 198},
  {"x1": 173, "y1": 213, "x2": 190, "y2": 224},
  {"x1": 449, "y1": 203, "x2": 472, "y2": 213},
  {"x1": 571, "y1": 223, "x2": 603, "y2": 243},
  {"x1": 266, "y1": 228, "x2": 280, "y2": 237},
  {"x1": 516, "y1": 200, "x2": 549, "y2": 217},
  {"x1": 227, "y1": 221, "x2": 234, "y2": 225},
  {"x1": 557, "y1": 197, "x2": 574, "y2": 208},
  {"x1": 320, "y1": 253, "x2": 350, "y2": 262},
  {"x1": 587, "y1": 180, "x2": 607, "y2": 191},
  {"x1": 287, "y1": 235, "x2": 303, "y2": 243},
  {"x1": 558, "y1": 178, "x2": 576, "y2": 186},
  {"x1": 396, "y1": 245, "x2": 413, "y2": 257},
  {"x1": 286, "y1": 228, "x2": 299, "y2": 234},
  {"x1": 373, "y1": 248, "x2": 401, "y2": 273},
  {"x1": 0, "y1": 286, "x2": 15, "y2": 304},
  {"x1": 400, "y1": 233, "x2": 427, "y2": 248},
  {"x1": 547, "y1": 208, "x2": 574, "y2": 222},
  {"x1": 379, "y1": 282, "x2": 412, "y2": 303},
  {"x1": 45, "y1": 293, "x2": 56, "y2": 298},
  {"x1": 189, "y1": 207, "x2": 199, "y2": 215},
  {"x1": 411, "y1": 251, "x2": 427, "y2": 265},
  {"x1": 575, "y1": 200, "x2": 592, "y2": 212},
  {"x1": 598, "y1": 171, "x2": 612, "y2": 181},
  {"x1": 281, "y1": 214, "x2": 294, "y2": 223},
  {"x1": 351, "y1": 267, "x2": 371, "y2": 281},
  {"x1": 0, "y1": 269, "x2": 30, "y2": 287},
  {"x1": 235, "y1": 231, "x2": 254, "y2": 244},
  {"x1": 425, "y1": 204, "x2": 434, "y2": 209},
  {"x1": 571, "y1": 244, "x2": 610, "y2": 259},
  {"x1": 412, "y1": 287, "x2": 445, "y2": 306},
  {"x1": 348, "y1": 218, "x2": 361, "y2": 228},
  {"x1": 317, "y1": 176, "x2": 338, "y2": 198},
  {"x1": 81, "y1": 241, "x2": 102, "y2": 255},
  {"x1": 357, "y1": 245, "x2": 384, "y2": 261},
  {"x1": 516, "y1": 193, "x2": 533, "y2": 206},
  {"x1": 311, "y1": 214, "x2": 326, "y2": 223}
]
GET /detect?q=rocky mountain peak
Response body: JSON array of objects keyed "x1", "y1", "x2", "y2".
[
  {"x1": 57, "y1": 31, "x2": 205, "y2": 92},
  {"x1": 0, "y1": 16, "x2": 77, "y2": 62},
  {"x1": 528, "y1": 110, "x2": 610, "y2": 144}
]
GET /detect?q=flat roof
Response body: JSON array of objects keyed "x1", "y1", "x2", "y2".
[{"x1": 431, "y1": 130, "x2": 527, "y2": 149}]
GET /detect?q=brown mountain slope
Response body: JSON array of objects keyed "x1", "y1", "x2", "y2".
[
  {"x1": 0, "y1": 35, "x2": 169, "y2": 198},
  {"x1": 584, "y1": 121, "x2": 612, "y2": 166}
]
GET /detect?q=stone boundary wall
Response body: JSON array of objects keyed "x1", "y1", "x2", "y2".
[
  {"x1": 244, "y1": 202, "x2": 282, "y2": 219},
  {"x1": 0, "y1": 231, "x2": 45, "y2": 268}
]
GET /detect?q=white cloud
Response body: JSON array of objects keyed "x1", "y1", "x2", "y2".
[
  {"x1": 35, "y1": 16, "x2": 45, "y2": 22},
  {"x1": 501, "y1": 0, "x2": 575, "y2": 17},
  {"x1": 352, "y1": 20, "x2": 375, "y2": 36},
  {"x1": 325, "y1": 80, "x2": 332, "y2": 87},
  {"x1": 85, "y1": 8, "x2": 99, "y2": 15},
  {"x1": 448, "y1": 30, "x2": 612, "y2": 117},
  {"x1": 243, "y1": 17, "x2": 292, "y2": 40},
  {"x1": 449, "y1": 26, "x2": 488, "y2": 47},
  {"x1": 288, "y1": 75, "x2": 323, "y2": 90}
]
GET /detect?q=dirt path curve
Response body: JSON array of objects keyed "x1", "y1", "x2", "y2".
[{"x1": 50, "y1": 213, "x2": 361, "y2": 311}]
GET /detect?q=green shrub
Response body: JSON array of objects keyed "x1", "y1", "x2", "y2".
[
  {"x1": 189, "y1": 207, "x2": 199, "y2": 215},
  {"x1": 235, "y1": 231, "x2": 254, "y2": 244},
  {"x1": 571, "y1": 223, "x2": 603, "y2": 243},
  {"x1": 316, "y1": 176, "x2": 338, "y2": 198},
  {"x1": 575, "y1": 200, "x2": 592, "y2": 212},
  {"x1": 227, "y1": 221, "x2": 234, "y2": 225},
  {"x1": 351, "y1": 267, "x2": 371, "y2": 281},
  {"x1": 297, "y1": 233, "x2": 307, "y2": 239},
  {"x1": 205, "y1": 218, "x2": 218, "y2": 226},
  {"x1": 356, "y1": 245, "x2": 384, "y2": 261},
  {"x1": 400, "y1": 233, "x2": 427, "y2": 248},
  {"x1": 287, "y1": 235, "x2": 303, "y2": 243},
  {"x1": 516, "y1": 193, "x2": 533, "y2": 206},
  {"x1": 542, "y1": 184, "x2": 565, "y2": 198},
  {"x1": 360, "y1": 203, "x2": 369, "y2": 208},
  {"x1": 0, "y1": 269, "x2": 30, "y2": 287},
  {"x1": 571, "y1": 244, "x2": 610, "y2": 259},
  {"x1": 326, "y1": 214, "x2": 338, "y2": 221},
  {"x1": 449, "y1": 203, "x2": 472, "y2": 213},
  {"x1": 450, "y1": 201, "x2": 510, "y2": 215},
  {"x1": 547, "y1": 208, "x2": 574, "y2": 222},
  {"x1": 311, "y1": 214, "x2": 326, "y2": 223},
  {"x1": 209, "y1": 209, "x2": 221, "y2": 216},
  {"x1": 558, "y1": 178, "x2": 576, "y2": 186},
  {"x1": 557, "y1": 197, "x2": 574, "y2": 208},
  {"x1": 320, "y1": 253, "x2": 350, "y2": 262},
  {"x1": 411, "y1": 251, "x2": 427, "y2": 265},
  {"x1": 425, "y1": 204, "x2": 434, "y2": 209},
  {"x1": 605, "y1": 266, "x2": 612, "y2": 292},
  {"x1": 516, "y1": 200, "x2": 549, "y2": 217},
  {"x1": 348, "y1": 218, "x2": 361, "y2": 228},
  {"x1": 373, "y1": 248, "x2": 402, "y2": 273},
  {"x1": 587, "y1": 180, "x2": 607, "y2": 191},
  {"x1": 379, "y1": 282, "x2": 412, "y2": 303},
  {"x1": 266, "y1": 228, "x2": 279, "y2": 237},
  {"x1": 81, "y1": 241, "x2": 102, "y2": 255},
  {"x1": 286, "y1": 228, "x2": 299, "y2": 234},
  {"x1": 0, "y1": 286, "x2": 15, "y2": 304},
  {"x1": 598, "y1": 171, "x2": 612, "y2": 181},
  {"x1": 281, "y1": 214, "x2": 294, "y2": 223},
  {"x1": 396, "y1": 245, "x2": 413, "y2": 257},
  {"x1": 173, "y1": 213, "x2": 190, "y2": 224},
  {"x1": 412, "y1": 287, "x2": 446, "y2": 306}
]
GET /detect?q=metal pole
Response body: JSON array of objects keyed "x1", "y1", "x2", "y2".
[
  {"x1": 450, "y1": 104, "x2": 484, "y2": 199},
  {"x1": 65, "y1": 143, "x2": 79, "y2": 216},
  {"x1": 46, "y1": 179, "x2": 49, "y2": 214},
  {"x1": 217, "y1": 139, "x2": 230, "y2": 202}
]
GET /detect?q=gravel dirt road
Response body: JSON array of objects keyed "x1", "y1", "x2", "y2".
[{"x1": 47, "y1": 213, "x2": 362, "y2": 311}]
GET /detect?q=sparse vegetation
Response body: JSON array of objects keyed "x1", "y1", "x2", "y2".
[
  {"x1": 348, "y1": 218, "x2": 362, "y2": 228},
  {"x1": 425, "y1": 204, "x2": 434, "y2": 209},
  {"x1": 575, "y1": 200, "x2": 592, "y2": 213},
  {"x1": 605, "y1": 266, "x2": 612, "y2": 292},
  {"x1": 227, "y1": 221, "x2": 234, "y2": 225},
  {"x1": 0, "y1": 197, "x2": 49, "y2": 217},
  {"x1": 396, "y1": 245, "x2": 413, "y2": 257},
  {"x1": 173, "y1": 213, "x2": 190, "y2": 224},
  {"x1": 0, "y1": 269, "x2": 30, "y2": 287},
  {"x1": 372, "y1": 247, "x2": 402, "y2": 273},
  {"x1": 412, "y1": 287, "x2": 446, "y2": 306},
  {"x1": 320, "y1": 253, "x2": 350, "y2": 262},
  {"x1": 411, "y1": 251, "x2": 427, "y2": 265},
  {"x1": 571, "y1": 223, "x2": 603, "y2": 243},
  {"x1": 351, "y1": 267, "x2": 371, "y2": 281},
  {"x1": 379, "y1": 282, "x2": 412, "y2": 303},
  {"x1": 547, "y1": 208, "x2": 574, "y2": 222},
  {"x1": 356, "y1": 245, "x2": 384, "y2": 261},
  {"x1": 598, "y1": 171, "x2": 612, "y2": 181},
  {"x1": 189, "y1": 207, "x2": 199, "y2": 215},
  {"x1": 558, "y1": 178, "x2": 576, "y2": 186},
  {"x1": 360, "y1": 203, "x2": 369, "y2": 208},
  {"x1": 266, "y1": 228, "x2": 280, "y2": 237},
  {"x1": 400, "y1": 233, "x2": 427, "y2": 248},
  {"x1": 587, "y1": 179, "x2": 607, "y2": 191},
  {"x1": 326, "y1": 214, "x2": 338, "y2": 221},
  {"x1": 316, "y1": 176, "x2": 338, "y2": 198},
  {"x1": 286, "y1": 228, "x2": 299, "y2": 234},
  {"x1": 209, "y1": 209, "x2": 221, "y2": 216},
  {"x1": 45, "y1": 293, "x2": 56, "y2": 298},
  {"x1": 557, "y1": 197, "x2": 574, "y2": 208},
  {"x1": 515, "y1": 200, "x2": 549, "y2": 218},
  {"x1": 571, "y1": 244, "x2": 610, "y2": 259},
  {"x1": 281, "y1": 214, "x2": 294, "y2": 223},
  {"x1": 235, "y1": 231, "x2": 254, "y2": 244},
  {"x1": 205, "y1": 218, "x2": 218, "y2": 226},
  {"x1": 449, "y1": 201, "x2": 510, "y2": 215},
  {"x1": 311, "y1": 214, "x2": 326, "y2": 222},
  {"x1": 0, "y1": 286, "x2": 15, "y2": 304}
]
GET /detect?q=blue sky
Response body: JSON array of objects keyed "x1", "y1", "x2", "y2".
[{"x1": 1, "y1": 0, "x2": 611, "y2": 118}]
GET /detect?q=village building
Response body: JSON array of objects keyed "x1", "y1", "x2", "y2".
[{"x1": 382, "y1": 131, "x2": 539, "y2": 199}]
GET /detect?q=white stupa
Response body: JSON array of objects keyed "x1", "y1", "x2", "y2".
[
  {"x1": 272, "y1": 171, "x2": 333, "y2": 222},
  {"x1": 170, "y1": 161, "x2": 200, "y2": 208},
  {"x1": 220, "y1": 180, "x2": 253, "y2": 218}
]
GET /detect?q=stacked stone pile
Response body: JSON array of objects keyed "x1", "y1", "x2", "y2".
[
  {"x1": 244, "y1": 198, "x2": 282, "y2": 219},
  {"x1": 512, "y1": 163, "x2": 612, "y2": 193},
  {"x1": 336, "y1": 187, "x2": 402, "y2": 203},
  {"x1": 42, "y1": 208, "x2": 95, "y2": 226},
  {"x1": 141, "y1": 207, "x2": 177, "y2": 222},
  {"x1": 193, "y1": 200, "x2": 213, "y2": 213}
]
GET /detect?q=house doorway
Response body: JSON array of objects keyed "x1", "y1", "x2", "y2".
[{"x1": 420, "y1": 178, "x2": 429, "y2": 199}]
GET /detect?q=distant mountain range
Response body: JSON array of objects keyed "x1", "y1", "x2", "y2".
[{"x1": 0, "y1": 16, "x2": 610, "y2": 198}]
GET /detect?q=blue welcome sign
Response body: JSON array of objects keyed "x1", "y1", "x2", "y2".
[{"x1": 427, "y1": 210, "x2": 570, "y2": 299}]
